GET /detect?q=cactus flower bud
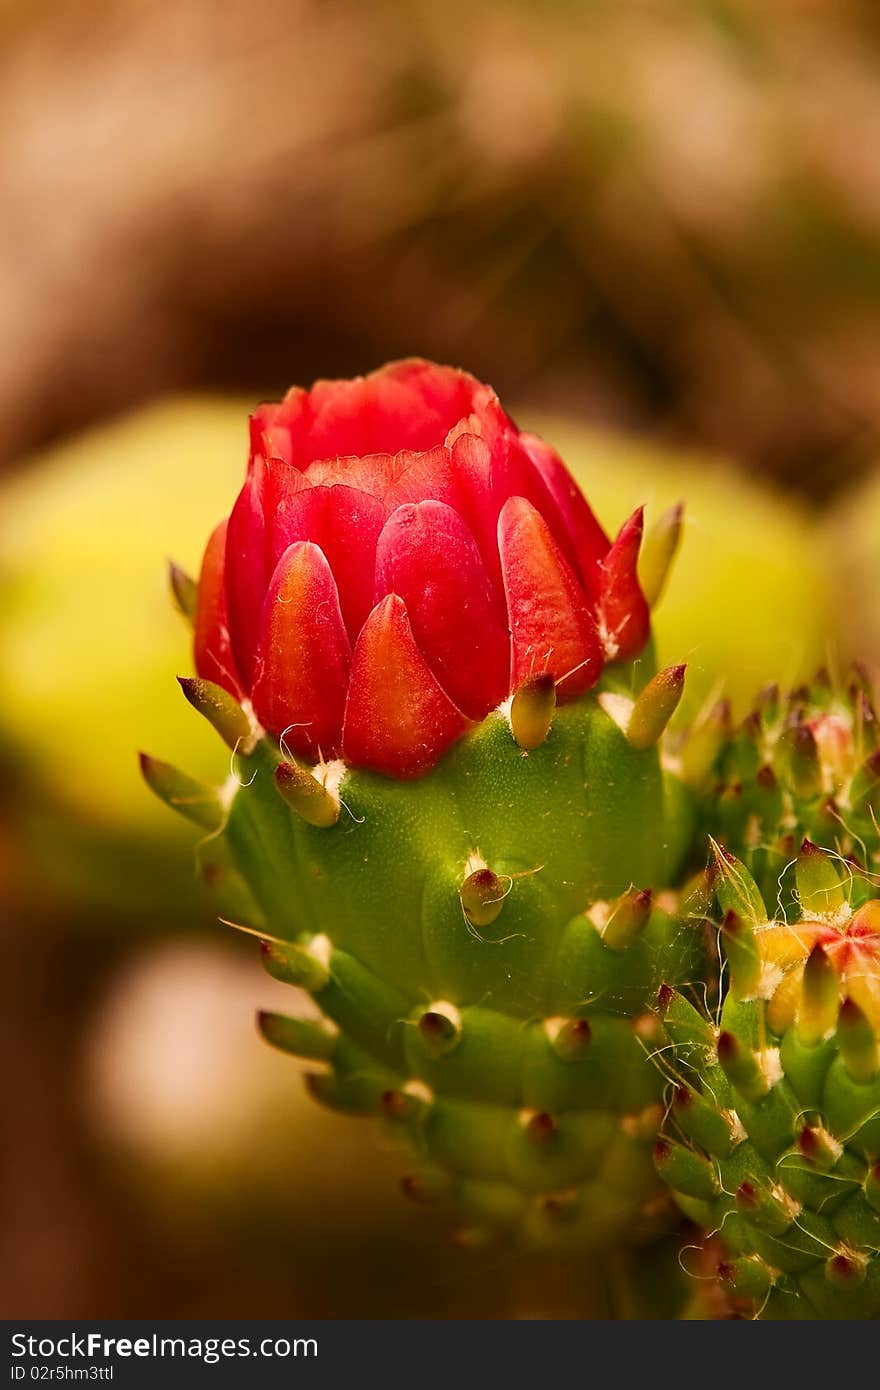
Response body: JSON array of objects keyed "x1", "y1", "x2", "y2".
[{"x1": 193, "y1": 359, "x2": 650, "y2": 777}]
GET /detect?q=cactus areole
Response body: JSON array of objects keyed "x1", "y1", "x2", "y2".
[{"x1": 145, "y1": 359, "x2": 704, "y2": 1253}]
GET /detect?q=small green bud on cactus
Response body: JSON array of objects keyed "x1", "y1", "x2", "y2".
[
  {"x1": 624, "y1": 665, "x2": 686, "y2": 751},
  {"x1": 138, "y1": 753, "x2": 226, "y2": 831},
  {"x1": 638, "y1": 503, "x2": 683, "y2": 608},
  {"x1": 177, "y1": 675, "x2": 255, "y2": 752},
  {"x1": 509, "y1": 672, "x2": 556, "y2": 750},
  {"x1": 168, "y1": 559, "x2": 199, "y2": 621},
  {"x1": 273, "y1": 760, "x2": 341, "y2": 828}
]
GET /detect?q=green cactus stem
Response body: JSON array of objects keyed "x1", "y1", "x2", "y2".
[{"x1": 145, "y1": 663, "x2": 702, "y2": 1251}]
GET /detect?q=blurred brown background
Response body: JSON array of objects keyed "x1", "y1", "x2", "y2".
[
  {"x1": 3, "y1": 0, "x2": 880, "y2": 1319},
  {"x1": 6, "y1": 0, "x2": 880, "y2": 497}
]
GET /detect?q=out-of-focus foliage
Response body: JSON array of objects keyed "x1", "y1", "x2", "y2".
[{"x1": 2, "y1": 0, "x2": 880, "y2": 497}]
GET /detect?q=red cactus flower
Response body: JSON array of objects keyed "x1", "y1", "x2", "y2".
[{"x1": 194, "y1": 359, "x2": 649, "y2": 777}]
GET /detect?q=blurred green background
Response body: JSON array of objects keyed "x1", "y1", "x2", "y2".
[{"x1": 1, "y1": 0, "x2": 878, "y2": 1319}]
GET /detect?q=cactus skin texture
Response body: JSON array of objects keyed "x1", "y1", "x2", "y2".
[
  {"x1": 147, "y1": 672, "x2": 698, "y2": 1251},
  {"x1": 676, "y1": 668, "x2": 880, "y2": 914},
  {"x1": 653, "y1": 842, "x2": 880, "y2": 1318}
]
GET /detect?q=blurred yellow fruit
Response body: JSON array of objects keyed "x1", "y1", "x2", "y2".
[
  {"x1": 0, "y1": 397, "x2": 250, "y2": 825},
  {"x1": 0, "y1": 397, "x2": 250, "y2": 921}
]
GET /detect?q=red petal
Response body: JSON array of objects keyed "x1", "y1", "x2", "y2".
[
  {"x1": 342, "y1": 595, "x2": 472, "y2": 778},
  {"x1": 250, "y1": 387, "x2": 309, "y2": 467},
  {"x1": 193, "y1": 519, "x2": 241, "y2": 697},
  {"x1": 383, "y1": 446, "x2": 461, "y2": 513},
  {"x1": 263, "y1": 457, "x2": 310, "y2": 564},
  {"x1": 449, "y1": 431, "x2": 501, "y2": 588},
  {"x1": 313, "y1": 485, "x2": 384, "y2": 639},
  {"x1": 306, "y1": 452, "x2": 385, "y2": 493},
  {"x1": 305, "y1": 446, "x2": 460, "y2": 518},
  {"x1": 598, "y1": 508, "x2": 650, "y2": 662},
  {"x1": 498, "y1": 496, "x2": 603, "y2": 701},
  {"x1": 304, "y1": 360, "x2": 476, "y2": 461},
  {"x1": 521, "y1": 432, "x2": 610, "y2": 599},
  {"x1": 500, "y1": 438, "x2": 584, "y2": 574},
  {"x1": 250, "y1": 543, "x2": 351, "y2": 760},
  {"x1": 374, "y1": 502, "x2": 509, "y2": 719},
  {"x1": 449, "y1": 410, "x2": 585, "y2": 592},
  {"x1": 225, "y1": 455, "x2": 268, "y2": 687},
  {"x1": 264, "y1": 471, "x2": 384, "y2": 641}
]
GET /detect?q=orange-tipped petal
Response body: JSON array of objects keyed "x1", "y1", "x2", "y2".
[
  {"x1": 250, "y1": 542, "x2": 351, "y2": 760},
  {"x1": 374, "y1": 501, "x2": 509, "y2": 719},
  {"x1": 499, "y1": 437, "x2": 585, "y2": 578},
  {"x1": 450, "y1": 422, "x2": 589, "y2": 595},
  {"x1": 498, "y1": 496, "x2": 603, "y2": 700},
  {"x1": 342, "y1": 595, "x2": 472, "y2": 778},
  {"x1": 521, "y1": 432, "x2": 610, "y2": 600},
  {"x1": 598, "y1": 507, "x2": 650, "y2": 662},
  {"x1": 193, "y1": 519, "x2": 241, "y2": 698}
]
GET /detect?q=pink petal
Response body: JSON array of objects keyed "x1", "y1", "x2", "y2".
[
  {"x1": 193, "y1": 519, "x2": 241, "y2": 697},
  {"x1": 374, "y1": 501, "x2": 510, "y2": 719},
  {"x1": 224, "y1": 455, "x2": 268, "y2": 687},
  {"x1": 498, "y1": 496, "x2": 603, "y2": 700},
  {"x1": 250, "y1": 542, "x2": 351, "y2": 760},
  {"x1": 598, "y1": 508, "x2": 650, "y2": 662},
  {"x1": 342, "y1": 595, "x2": 472, "y2": 778}
]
